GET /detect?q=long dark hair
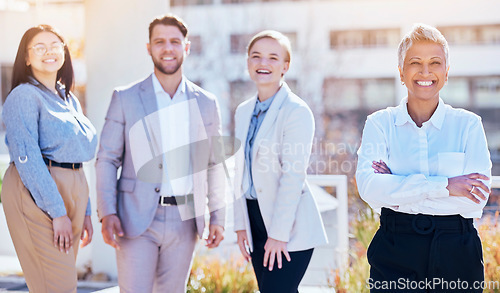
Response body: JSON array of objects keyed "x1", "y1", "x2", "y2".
[{"x1": 11, "y1": 24, "x2": 74, "y2": 98}]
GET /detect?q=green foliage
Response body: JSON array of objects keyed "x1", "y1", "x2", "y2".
[
  {"x1": 187, "y1": 253, "x2": 258, "y2": 293},
  {"x1": 330, "y1": 207, "x2": 378, "y2": 293},
  {"x1": 478, "y1": 211, "x2": 500, "y2": 293}
]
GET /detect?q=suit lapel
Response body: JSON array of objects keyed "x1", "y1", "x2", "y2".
[
  {"x1": 139, "y1": 75, "x2": 159, "y2": 116},
  {"x1": 251, "y1": 83, "x2": 290, "y2": 159},
  {"x1": 186, "y1": 81, "x2": 205, "y2": 194},
  {"x1": 186, "y1": 82, "x2": 201, "y2": 145},
  {"x1": 236, "y1": 96, "x2": 257, "y2": 145}
]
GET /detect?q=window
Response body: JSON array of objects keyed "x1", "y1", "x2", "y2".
[
  {"x1": 323, "y1": 79, "x2": 361, "y2": 111},
  {"x1": 171, "y1": 0, "x2": 213, "y2": 6},
  {"x1": 438, "y1": 24, "x2": 500, "y2": 45},
  {"x1": 475, "y1": 76, "x2": 500, "y2": 107},
  {"x1": 230, "y1": 32, "x2": 297, "y2": 54},
  {"x1": 222, "y1": 0, "x2": 301, "y2": 3},
  {"x1": 1, "y1": 64, "x2": 13, "y2": 105},
  {"x1": 230, "y1": 34, "x2": 253, "y2": 54},
  {"x1": 330, "y1": 28, "x2": 400, "y2": 49},
  {"x1": 188, "y1": 35, "x2": 202, "y2": 56},
  {"x1": 440, "y1": 77, "x2": 471, "y2": 107},
  {"x1": 323, "y1": 78, "x2": 396, "y2": 111},
  {"x1": 362, "y1": 79, "x2": 396, "y2": 109},
  {"x1": 438, "y1": 76, "x2": 500, "y2": 108}
]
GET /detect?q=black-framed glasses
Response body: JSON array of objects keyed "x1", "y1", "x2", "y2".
[{"x1": 29, "y1": 42, "x2": 65, "y2": 56}]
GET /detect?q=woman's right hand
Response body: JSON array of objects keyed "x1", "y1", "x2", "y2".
[
  {"x1": 372, "y1": 160, "x2": 392, "y2": 174},
  {"x1": 236, "y1": 230, "x2": 251, "y2": 262},
  {"x1": 447, "y1": 173, "x2": 490, "y2": 203},
  {"x1": 52, "y1": 215, "x2": 73, "y2": 254}
]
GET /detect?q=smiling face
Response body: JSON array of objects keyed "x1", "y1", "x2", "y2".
[
  {"x1": 147, "y1": 24, "x2": 190, "y2": 76},
  {"x1": 26, "y1": 31, "x2": 65, "y2": 80},
  {"x1": 399, "y1": 40, "x2": 449, "y2": 102},
  {"x1": 247, "y1": 37, "x2": 290, "y2": 88}
]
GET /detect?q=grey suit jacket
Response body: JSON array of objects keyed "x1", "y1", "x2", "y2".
[
  {"x1": 96, "y1": 74, "x2": 226, "y2": 238},
  {"x1": 233, "y1": 83, "x2": 328, "y2": 252}
]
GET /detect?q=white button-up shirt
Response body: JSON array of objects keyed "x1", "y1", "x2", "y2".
[
  {"x1": 356, "y1": 97, "x2": 492, "y2": 218},
  {"x1": 152, "y1": 73, "x2": 193, "y2": 196}
]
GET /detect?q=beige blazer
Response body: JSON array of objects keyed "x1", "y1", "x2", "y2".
[
  {"x1": 233, "y1": 83, "x2": 328, "y2": 252},
  {"x1": 96, "y1": 75, "x2": 226, "y2": 238}
]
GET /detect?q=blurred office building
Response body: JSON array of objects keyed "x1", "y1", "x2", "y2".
[
  {"x1": 1, "y1": 0, "x2": 499, "y2": 173},
  {"x1": 167, "y1": 0, "x2": 500, "y2": 177},
  {"x1": 0, "y1": 0, "x2": 499, "y2": 285}
]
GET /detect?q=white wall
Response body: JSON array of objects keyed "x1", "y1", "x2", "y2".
[
  {"x1": 0, "y1": 4, "x2": 85, "y2": 64},
  {"x1": 84, "y1": 0, "x2": 170, "y2": 279}
]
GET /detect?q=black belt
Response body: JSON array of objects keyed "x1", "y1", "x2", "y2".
[
  {"x1": 159, "y1": 194, "x2": 194, "y2": 206},
  {"x1": 43, "y1": 157, "x2": 82, "y2": 170},
  {"x1": 380, "y1": 207, "x2": 473, "y2": 235}
]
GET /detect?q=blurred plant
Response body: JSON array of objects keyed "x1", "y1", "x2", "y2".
[
  {"x1": 477, "y1": 211, "x2": 500, "y2": 293},
  {"x1": 331, "y1": 208, "x2": 500, "y2": 293},
  {"x1": 187, "y1": 252, "x2": 258, "y2": 293},
  {"x1": 329, "y1": 207, "x2": 379, "y2": 293}
]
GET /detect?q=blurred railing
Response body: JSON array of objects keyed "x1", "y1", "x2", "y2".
[
  {"x1": 307, "y1": 174, "x2": 349, "y2": 272},
  {"x1": 492, "y1": 176, "x2": 500, "y2": 188}
]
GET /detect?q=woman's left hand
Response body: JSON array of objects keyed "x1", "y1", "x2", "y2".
[
  {"x1": 264, "y1": 238, "x2": 291, "y2": 271},
  {"x1": 372, "y1": 160, "x2": 392, "y2": 174},
  {"x1": 80, "y1": 215, "x2": 93, "y2": 248}
]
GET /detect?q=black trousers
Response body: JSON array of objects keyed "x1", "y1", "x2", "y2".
[
  {"x1": 367, "y1": 208, "x2": 484, "y2": 293},
  {"x1": 246, "y1": 199, "x2": 314, "y2": 293}
]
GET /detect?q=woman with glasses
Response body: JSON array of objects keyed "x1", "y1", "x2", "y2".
[
  {"x1": 232, "y1": 30, "x2": 328, "y2": 292},
  {"x1": 1, "y1": 25, "x2": 97, "y2": 292}
]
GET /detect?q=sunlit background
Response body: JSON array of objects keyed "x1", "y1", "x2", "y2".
[{"x1": 0, "y1": 0, "x2": 499, "y2": 289}]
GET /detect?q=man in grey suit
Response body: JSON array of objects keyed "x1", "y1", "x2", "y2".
[{"x1": 96, "y1": 14, "x2": 226, "y2": 293}]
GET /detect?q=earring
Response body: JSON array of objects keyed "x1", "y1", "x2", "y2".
[{"x1": 401, "y1": 81, "x2": 405, "y2": 85}]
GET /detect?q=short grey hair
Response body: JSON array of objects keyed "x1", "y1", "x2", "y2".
[{"x1": 398, "y1": 23, "x2": 449, "y2": 69}]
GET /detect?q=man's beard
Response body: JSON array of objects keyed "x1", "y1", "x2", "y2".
[{"x1": 153, "y1": 56, "x2": 182, "y2": 75}]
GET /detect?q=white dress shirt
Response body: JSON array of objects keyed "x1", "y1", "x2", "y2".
[
  {"x1": 152, "y1": 74, "x2": 193, "y2": 196},
  {"x1": 356, "y1": 97, "x2": 492, "y2": 218}
]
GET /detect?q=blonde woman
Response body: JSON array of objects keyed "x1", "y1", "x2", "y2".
[{"x1": 233, "y1": 30, "x2": 328, "y2": 293}]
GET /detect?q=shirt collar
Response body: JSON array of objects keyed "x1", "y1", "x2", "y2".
[
  {"x1": 253, "y1": 90, "x2": 278, "y2": 116},
  {"x1": 428, "y1": 98, "x2": 445, "y2": 130},
  {"x1": 27, "y1": 76, "x2": 66, "y2": 99},
  {"x1": 394, "y1": 97, "x2": 412, "y2": 126},
  {"x1": 152, "y1": 73, "x2": 186, "y2": 97},
  {"x1": 394, "y1": 96, "x2": 446, "y2": 130}
]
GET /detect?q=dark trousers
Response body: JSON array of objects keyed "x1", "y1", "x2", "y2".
[
  {"x1": 246, "y1": 199, "x2": 313, "y2": 293},
  {"x1": 367, "y1": 208, "x2": 484, "y2": 293}
]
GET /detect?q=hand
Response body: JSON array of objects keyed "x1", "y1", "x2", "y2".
[
  {"x1": 236, "y1": 230, "x2": 251, "y2": 262},
  {"x1": 447, "y1": 173, "x2": 490, "y2": 203},
  {"x1": 101, "y1": 214, "x2": 124, "y2": 250},
  {"x1": 205, "y1": 224, "x2": 224, "y2": 248},
  {"x1": 372, "y1": 160, "x2": 392, "y2": 174},
  {"x1": 80, "y1": 215, "x2": 93, "y2": 248},
  {"x1": 264, "y1": 237, "x2": 291, "y2": 271},
  {"x1": 52, "y1": 215, "x2": 73, "y2": 254}
]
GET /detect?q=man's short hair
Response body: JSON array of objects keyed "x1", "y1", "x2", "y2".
[{"x1": 149, "y1": 14, "x2": 189, "y2": 40}]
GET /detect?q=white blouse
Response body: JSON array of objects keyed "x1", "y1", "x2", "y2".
[{"x1": 356, "y1": 97, "x2": 492, "y2": 218}]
